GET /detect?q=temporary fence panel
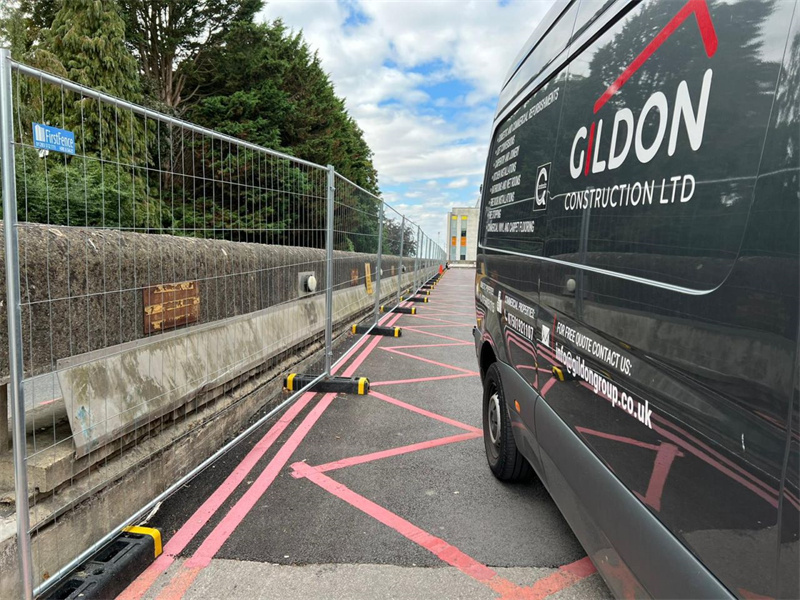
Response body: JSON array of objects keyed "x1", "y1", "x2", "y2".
[{"x1": 0, "y1": 51, "x2": 445, "y2": 599}]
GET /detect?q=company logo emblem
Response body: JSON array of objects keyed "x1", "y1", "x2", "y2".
[
  {"x1": 534, "y1": 163, "x2": 550, "y2": 208},
  {"x1": 33, "y1": 124, "x2": 46, "y2": 143},
  {"x1": 541, "y1": 324, "x2": 550, "y2": 347},
  {"x1": 569, "y1": 0, "x2": 718, "y2": 179}
]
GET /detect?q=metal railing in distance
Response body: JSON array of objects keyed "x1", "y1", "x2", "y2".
[{"x1": 0, "y1": 51, "x2": 445, "y2": 599}]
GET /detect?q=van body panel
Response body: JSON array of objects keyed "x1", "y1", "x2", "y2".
[
  {"x1": 475, "y1": 0, "x2": 800, "y2": 597},
  {"x1": 535, "y1": 398, "x2": 734, "y2": 599}
]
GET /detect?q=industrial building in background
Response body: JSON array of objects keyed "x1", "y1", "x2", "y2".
[{"x1": 446, "y1": 207, "x2": 478, "y2": 264}]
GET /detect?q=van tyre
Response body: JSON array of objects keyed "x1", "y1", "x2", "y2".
[{"x1": 482, "y1": 363, "x2": 532, "y2": 482}]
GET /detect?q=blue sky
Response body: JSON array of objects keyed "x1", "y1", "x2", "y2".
[{"x1": 259, "y1": 0, "x2": 554, "y2": 249}]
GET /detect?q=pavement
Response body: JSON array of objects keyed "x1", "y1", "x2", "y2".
[{"x1": 117, "y1": 268, "x2": 612, "y2": 600}]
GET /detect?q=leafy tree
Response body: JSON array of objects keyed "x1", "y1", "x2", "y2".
[
  {"x1": 17, "y1": 0, "x2": 61, "y2": 46},
  {"x1": 0, "y1": 1, "x2": 63, "y2": 71},
  {"x1": 117, "y1": 0, "x2": 262, "y2": 110},
  {"x1": 382, "y1": 219, "x2": 417, "y2": 257}
]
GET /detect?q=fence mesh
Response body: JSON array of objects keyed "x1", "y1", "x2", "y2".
[{"x1": 0, "y1": 55, "x2": 445, "y2": 597}]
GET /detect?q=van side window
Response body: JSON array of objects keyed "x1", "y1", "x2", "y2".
[
  {"x1": 501, "y1": 4, "x2": 580, "y2": 111},
  {"x1": 570, "y1": 0, "x2": 616, "y2": 46}
]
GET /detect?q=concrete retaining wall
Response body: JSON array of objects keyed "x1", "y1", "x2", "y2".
[
  {"x1": 57, "y1": 269, "x2": 422, "y2": 458},
  {"x1": 0, "y1": 223, "x2": 425, "y2": 379}
]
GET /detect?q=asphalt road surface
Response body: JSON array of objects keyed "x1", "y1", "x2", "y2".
[{"x1": 118, "y1": 267, "x2": 612, "y2": 600}]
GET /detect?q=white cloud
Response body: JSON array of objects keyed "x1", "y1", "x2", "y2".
[
  {"x1": 258, "y1": 0, "x2": 555, "y2": 241},
  {"x1": 446, "y1": 178, "x2": 470, "y2": 189}
]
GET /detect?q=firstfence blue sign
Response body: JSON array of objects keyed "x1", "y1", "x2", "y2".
[{"x1": 32, "y1": 122, "x2": 76, "y2": 155}]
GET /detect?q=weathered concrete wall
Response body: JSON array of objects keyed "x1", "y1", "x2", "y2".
[
  {"x1": 57, "y1": 270, "x2": 422, "y2": 458},
  {"x1": 0, "y1": 223, "x2": 428, "y2": 379}
]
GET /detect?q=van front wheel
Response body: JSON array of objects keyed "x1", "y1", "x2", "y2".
[{"x1": 483, "y1": 363, "x2": 532, "y2": 482}]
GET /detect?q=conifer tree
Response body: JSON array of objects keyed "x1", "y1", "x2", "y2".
[
  {"x1": 46, "y1": 0, "x2": 143, "y2": 155},
  {"x1": 118, "y1": 0, "x2": 263, "y2": 110}
]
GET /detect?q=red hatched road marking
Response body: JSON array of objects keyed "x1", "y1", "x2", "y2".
[
  {"x1": 389, "y1": 342, "x2": 472, "y2": 349},
  {"x1": 124, "y1": 313, "x2": 398, "y2": 599},
  {"x1": 497, "y1": 557, "x2": 598, "y2": 600},
  {"x1": 298, "y1": 432, "x2": 481, "y2": 474},
  {"x1": 380, "y1": 346, "x2": 479, "y2": 375},
  {"x1": 401, "y1": 326, "x2": 471, "y2": 343},
  {"x1": 127, "y1": 270, "x2": 600, "y2": 599},
  {"x1": 291, "y1": 461, "x2": 500, "y2": 581},
  {"x1": 413, "y1": 314, "x2": 476, "y2": 326},
  {"x1": 119, "y1": 311, "x2": 406, "y2": 598},
  {"x1": 117, "y1": 391, "x2": 318, "y2": 600},
  {"x1": 369, "y1": 389, "x2": 481, "y2": 433},
  {"x1": 291, "y1": 462, "x2": 597, "y2": 599},
  {"x1": 370, "y1": 373, "x2": 478, "y2": 387},
  {"x1": 153, "y1": 393, "x2": 338, "y2": 600}
]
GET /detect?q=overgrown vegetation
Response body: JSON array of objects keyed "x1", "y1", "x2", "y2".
[{"x1": 0, "y1": 0, "x2": 417, "y2": 254}]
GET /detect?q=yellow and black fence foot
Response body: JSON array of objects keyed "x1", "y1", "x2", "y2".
[
  {"x1": 406, "y1": 296, "x2": 428, "y2": 303},
  {"x1": 44, "y1": 527, "x2": 162, "y2": 600},
  {"x1": 284, "y1": 373, "x2": 370, "y2": 395},
  {"x1": 551, "y1": 366, "x2": 575, "y2": 382},
  {"x1": 380, "y1": 305, "x2": 416, "y2": 315},
  {"x1": 351, "y1": 324, "x2": 402, "y2": 337}
]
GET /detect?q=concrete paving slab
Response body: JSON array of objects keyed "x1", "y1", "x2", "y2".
[{"x1": 143, "y1": 560, "x2": 613, "y2": 600}]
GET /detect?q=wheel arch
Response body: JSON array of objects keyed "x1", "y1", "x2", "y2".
[{"x1": 479, "y1": 339, "x2": 497, "y2": 382}]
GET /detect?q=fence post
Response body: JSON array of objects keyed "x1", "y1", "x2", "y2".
[
  {"x1": 413, "y1": 225, "x2": 421, "y2": 291},
  {"x1": 397, "y1": 216, "x2": 405, "y2": 304},
  {"x1": 373, "y1": 202, "x2": 384, "y2": 325},
  {"x1": 0, "y1": 49, "x2": 34, "y2": 600},
  {"x1": 325, "y1": 165, "x2": 335, "y2": 376},
  {"x1": 426, "y1": 238, "x2": 431, "y2": 269}
]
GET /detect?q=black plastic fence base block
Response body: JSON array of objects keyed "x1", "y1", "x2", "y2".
[
  {"x1": 351, "y1": 324, "x2": 402, "y2": 337},
  {"x1": 407, "y1": 297, "x2": 428, "y2": 303},
  {"x1": 45, "y1": 527, "x2": 162, "y2": 600},
  {"x1": 284, "y1": 374, "x2": 370, "y2": 395},
  {"x1": 380, "y1": 305, "x2": 416, "y2": 315}
]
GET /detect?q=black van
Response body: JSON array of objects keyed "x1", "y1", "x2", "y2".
[{"x1": 473, "y1": 0, "x2": 799, "y2": 597}]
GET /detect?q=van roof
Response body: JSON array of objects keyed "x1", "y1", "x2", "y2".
[
  {"x1": 498, "y1": 0, "x2": 618, "y2": 118},
  {"x1": 502, "y1": 0, "x2": 574, "y2": 91}
]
